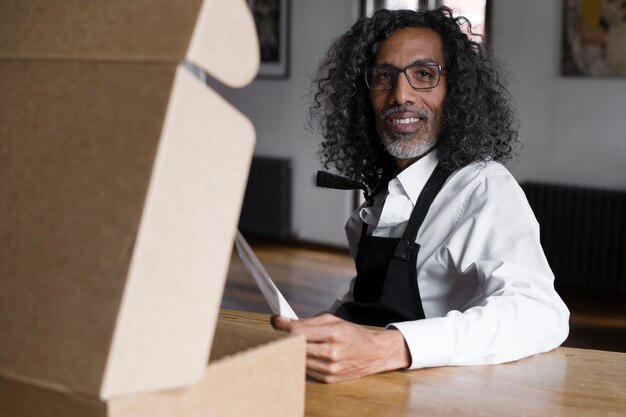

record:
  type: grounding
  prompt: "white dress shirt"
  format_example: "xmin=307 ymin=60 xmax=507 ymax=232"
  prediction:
xmin=337 ymin=150 xmax=570 ymax=369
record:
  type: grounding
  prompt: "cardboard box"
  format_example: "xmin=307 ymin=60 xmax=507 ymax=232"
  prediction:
xmin=0 ymin=0 xmax=306 ymax=415
xmin=0 ymin=317 xmax=306 ymax=417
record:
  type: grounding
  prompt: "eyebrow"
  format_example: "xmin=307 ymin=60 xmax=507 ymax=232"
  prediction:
xmin=409 ymin=58 xmax=440 ymax=66
xmin=376 ymin=57 xmax=442 ymax=67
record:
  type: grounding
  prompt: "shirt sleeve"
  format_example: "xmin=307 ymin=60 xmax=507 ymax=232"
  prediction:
xmin=389 ymin=171 xmax=570 ymax=369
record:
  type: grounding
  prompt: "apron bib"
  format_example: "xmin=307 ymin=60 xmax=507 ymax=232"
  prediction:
xmin=335 ymin=164 xmax=449 ymax=326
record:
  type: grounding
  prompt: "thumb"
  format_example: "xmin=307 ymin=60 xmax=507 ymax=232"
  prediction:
xmin=271 ymin=314 xmax=293 ymax=331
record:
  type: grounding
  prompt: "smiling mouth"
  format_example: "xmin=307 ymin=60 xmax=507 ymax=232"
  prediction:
xmin=387 ymin=114 xmax=426 ymax=134
xmin=391 ymin=116 xmax=423 ymax=125
xmin=379 ymin=106 xmax=431 ymax=137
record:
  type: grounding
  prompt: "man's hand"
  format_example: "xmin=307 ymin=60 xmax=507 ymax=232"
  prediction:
xmin=271 ymin=313 xmax=411 ymax=383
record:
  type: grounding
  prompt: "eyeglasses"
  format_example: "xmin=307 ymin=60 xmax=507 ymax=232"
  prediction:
xmin=365 ymin=63 xmax=446 ymax=91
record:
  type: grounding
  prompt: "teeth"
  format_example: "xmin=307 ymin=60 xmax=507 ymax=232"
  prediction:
xmin=392 ymin=117 xmax=420 ymax=124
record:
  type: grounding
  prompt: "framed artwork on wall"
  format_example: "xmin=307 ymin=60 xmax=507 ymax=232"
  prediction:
xmin=248 ymin=0 xmax=290 ymax=78
xmin=562 ymin=0 xmax=626 ymax=76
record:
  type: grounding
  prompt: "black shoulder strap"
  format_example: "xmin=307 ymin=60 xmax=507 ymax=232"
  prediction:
xmin=316 ymin=171 xmax=373 ymax=205
xmin=392 ymin=164 xmax=449 ymax=261
xmin=403 ymin=164 xmax=449 ymax=241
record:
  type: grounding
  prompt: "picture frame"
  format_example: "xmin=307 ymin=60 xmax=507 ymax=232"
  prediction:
xmin=561 ymin=0 xmax=626 ymax=77
xmin=248 ymin=0 xmax=290 ymax=78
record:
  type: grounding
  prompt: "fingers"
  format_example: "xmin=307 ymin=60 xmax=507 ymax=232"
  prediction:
xmin=307 ymin=339 xmax=340 ymax=361
xmin=274 ymin=313 xmax=407 ymax=383
xmin=298 ymin=313 xmax=341 ymax=326
xmin=273 ymin=315 xmax=396 ymax=383
xmin=305 ymin=356 xmax=371 ymax=384
xmin=271 ymin=312 xmax=337 ymax=330
xmin=306 ymin=358 xmax=342 ymax=384
xmin=270 ymin=314 xmax=293 ymax=331
xmin=306 ymin=367 xmax=337 ymax=384
xmin=273 ymin=313 xmax=344 ymax=342
xmin=297 ymin=324 xmax=343 ymax=343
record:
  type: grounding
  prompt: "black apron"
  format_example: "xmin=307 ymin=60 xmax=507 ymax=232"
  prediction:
xmin=332 ymin=164 xmax=449 ymax=327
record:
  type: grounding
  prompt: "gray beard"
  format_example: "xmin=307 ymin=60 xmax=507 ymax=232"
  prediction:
xmin=380 ymin=132 xmax=438 ymax=160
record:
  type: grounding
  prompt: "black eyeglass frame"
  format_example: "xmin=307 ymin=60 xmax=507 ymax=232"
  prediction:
xmin=365 ymin=63 xmax=447 ymax=91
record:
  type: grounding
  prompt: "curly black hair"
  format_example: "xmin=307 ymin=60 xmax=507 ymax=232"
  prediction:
xmin=311 ymin=7 xmax=520 ymax=192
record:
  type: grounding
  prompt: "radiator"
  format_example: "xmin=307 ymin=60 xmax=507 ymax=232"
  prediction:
xmin=238 ymin=156 xmax=292 ymax=239
xmin=522 ymin=182 xmax=626 ymax=295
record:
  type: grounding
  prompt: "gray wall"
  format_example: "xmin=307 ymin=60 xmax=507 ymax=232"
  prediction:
xmin=217 ymin=0 xmax=359 ymax=246
xmin=222 ymin=0 xmax=626 ymax=246
xmin=492 ymin=1 xmax=626 ymax=188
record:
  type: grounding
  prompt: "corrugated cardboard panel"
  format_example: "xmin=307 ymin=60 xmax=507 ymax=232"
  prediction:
xmin=0 ymin=0 xmax=202 ymax=61
xmin=209 ymin=319 xmax=286 ymax=362
xmin=186 ymin=0 xmax=259 ymax=87
xmin=0 ymin=375 xmax=106 ymax=417
xmin=108 ymin=321 xmax=306 ymax=417
xmin=0 ymin=0 xmax=262 ymax=401
xmin=100 ymin=66 xmax=255 ymax=399
xmin=0 ymin=62 xmax=256 ymax=398
xmin=0 ymin=59 xmax=176 ymax=394
xmin=0 ymin=319 xmax=306 ymax=417
xmin=0 ymin=0 xmax=259 ymax=87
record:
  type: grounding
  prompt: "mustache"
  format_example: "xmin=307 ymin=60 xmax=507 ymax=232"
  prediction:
xmin=380 ymin=105 xmax=431 ymax=119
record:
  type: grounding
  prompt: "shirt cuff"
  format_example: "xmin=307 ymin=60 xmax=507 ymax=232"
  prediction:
xmin=387 ymin=317 xmax=456 ymax=369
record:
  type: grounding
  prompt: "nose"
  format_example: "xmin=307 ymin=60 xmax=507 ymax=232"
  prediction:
xmin=390 ymin=71 xmax=416 ymax=105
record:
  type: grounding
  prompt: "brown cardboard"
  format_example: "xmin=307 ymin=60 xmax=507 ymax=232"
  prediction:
xmin=0 ymin=0 xmax=305 ymax=414
xmin=0 ymin=317 xmax=307 ymax=417
xmin=0 ymin=0 xmax=259 ymax=87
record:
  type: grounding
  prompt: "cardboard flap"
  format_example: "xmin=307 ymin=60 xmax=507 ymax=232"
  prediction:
xmin=99 ymin=66 xmax=255 ymax=399
xmin=0 ymin=0 xmax=259 ymax=86
xmin=0 ymin=318 xmax=306 ymax=417
xmin=108 ymin=320 xmax=306 ymax=417
xmin=0 ymin=59 xmax=176 ymax=395
xmin=0 ymin=0 xmax=259 ymax=400
xmin=0 ymin=61 xmax=255 ymax=399
xmin=187 ymin=0 xmax=259 ymax=87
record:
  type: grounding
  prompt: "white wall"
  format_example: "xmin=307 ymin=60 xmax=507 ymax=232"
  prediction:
xmin=222 ymin=0 xmax=626 ymax=246
xmin=215 ymin=0 xmax=359 ymax=246
xmin=492 ymin=1 xmax=626 ymax=189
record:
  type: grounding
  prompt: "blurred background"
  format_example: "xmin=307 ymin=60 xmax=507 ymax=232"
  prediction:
xmin=219 ymin=0 xmax=626 ymax=353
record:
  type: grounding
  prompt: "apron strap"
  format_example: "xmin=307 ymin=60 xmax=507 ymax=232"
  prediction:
xmin=394 ymin=164 xmax=450 ymax=261
xmin=316 ymin=171 xmax=372 ymax=204
xmin=316 ymin=170 xmax=374 ymax=238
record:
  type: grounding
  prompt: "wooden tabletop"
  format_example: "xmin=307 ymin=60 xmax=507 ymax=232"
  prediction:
xmin=219 ymin=310 xmax=626 ymax=417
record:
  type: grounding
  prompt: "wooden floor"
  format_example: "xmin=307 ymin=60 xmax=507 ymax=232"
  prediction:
xmin=222 ymin=239 xmax=354 ymax=317
xmin=221 ymin=239 xmax=626 ymax=353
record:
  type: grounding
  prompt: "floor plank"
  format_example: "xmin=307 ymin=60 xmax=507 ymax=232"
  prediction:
xmin=221 ymin=240 xmax=354 ymax=317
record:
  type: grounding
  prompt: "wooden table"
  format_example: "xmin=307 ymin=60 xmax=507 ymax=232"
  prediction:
xmin=220 ymin=310 xmax=626 ymax=417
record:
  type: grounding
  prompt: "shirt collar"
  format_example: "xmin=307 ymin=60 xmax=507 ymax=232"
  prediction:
xmin=394 ymin=150 xmax=439 ymax=206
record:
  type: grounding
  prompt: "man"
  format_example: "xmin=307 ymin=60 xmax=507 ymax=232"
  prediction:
xmin=272 ymin=7 xmax=569 ymax=383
